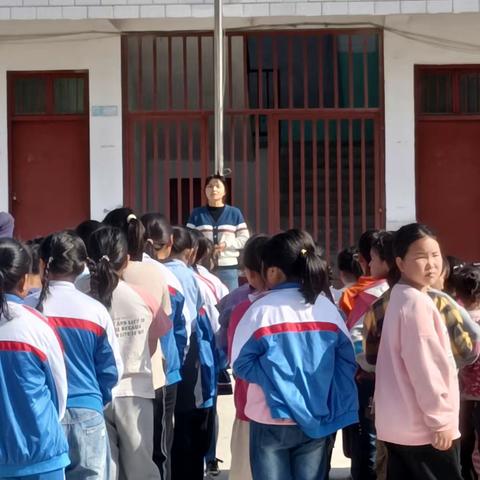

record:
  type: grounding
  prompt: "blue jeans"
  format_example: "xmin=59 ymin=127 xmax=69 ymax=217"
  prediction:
xmin=1 ymin=470 xmax=64 ymax=480
xmin=62 ymin=408 xmax=109 ymax=480
xmin=215 ymin=268 xmax=239 ymax=292
xmin=249 ymin=422 xmax=331 ymax=480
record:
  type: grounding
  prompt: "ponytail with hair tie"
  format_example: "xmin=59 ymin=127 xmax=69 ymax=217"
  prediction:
xmin=36 ymin=256 xmax=53 ymax=313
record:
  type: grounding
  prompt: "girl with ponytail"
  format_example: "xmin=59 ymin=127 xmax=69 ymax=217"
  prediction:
xmin=30 ymin=230 xmax=123 ymax=480
xmin=0 ymin=238 xmax=69 ymax=479
xmin=87 ymin=226 xmax=172 ymax=480
xmin=231 ymin=229 xmax=359 ymax=480
xmin=140 ymin=213 xmax=185 ymax=480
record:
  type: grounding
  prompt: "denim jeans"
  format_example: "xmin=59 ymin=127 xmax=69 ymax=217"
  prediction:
xmin=249 ymin=422 xmax=331 ymax=480
xmin=62 ymin=408 xmax=109 ymax=480
xmin=1 ymin=470 xmax=65 ymax=480
xmin=215 ymin=268 xmax=239 ymax=292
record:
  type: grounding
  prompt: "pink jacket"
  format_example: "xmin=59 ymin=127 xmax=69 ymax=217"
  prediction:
xmin=375 ymin=283 xmax=460 ymax=446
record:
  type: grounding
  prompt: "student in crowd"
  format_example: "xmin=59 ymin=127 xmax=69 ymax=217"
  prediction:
xmin=345 ymin=231 xmax=394 ymax=480
xmin=32 ymin=230 xmax=123 ymax=480
xmin=188 ymin=228 xmax=227 ymax=477
xmin=25 ymin=238 xmax=43 ymax=294
xmin=0 ymin=238 xmax=69 ymax=480
xmin=87 ymin=226 xmax=171 ymax=480
xmin=232 ymin=229 xmax=359 ymax=480
xmin=187 ymin=174 xmax=250 ymax=292
xmin=226 ymin=234 xmax=270 ymax=480
xmin=141 ymin=213 xmax=185 ymax=480
xmin=103 ymin=207 xmax=172 ymax=392
xmin=75 ymin=219 xmax=101 ymax=247
xmin=332 ymin=246 xmax=364 ymax=304
xmin=456 ymin=264 xmax=480 ymax=480
xmin=164 ymin=226 xmax=217 ymax=480
xmin=374 ymin=223 xmax=462 ymax=480
xmin=0 ymin=212 xmax=14 ymax=238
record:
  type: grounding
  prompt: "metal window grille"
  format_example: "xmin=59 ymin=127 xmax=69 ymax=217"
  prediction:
xmin=122 ymin=30 xmax=385 ymax=259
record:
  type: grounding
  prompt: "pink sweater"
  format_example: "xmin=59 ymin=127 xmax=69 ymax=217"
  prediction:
xmin=375 ymin=283 xmax=460 ymax=446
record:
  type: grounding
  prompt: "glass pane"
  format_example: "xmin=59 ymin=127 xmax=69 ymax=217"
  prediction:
xmin=54 ymin=78 xmax=85 ymax=114
xmin=421 ymin=72 xmax=453 ymax=114
xmin=14 ymin=77 xmax=47 ymax=115
xmin=460 ymin=72 xmax=480 ymax=114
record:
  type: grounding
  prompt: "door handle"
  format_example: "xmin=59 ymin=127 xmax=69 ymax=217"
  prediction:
xmin=12 ymin=193 xmax=17 ymax=201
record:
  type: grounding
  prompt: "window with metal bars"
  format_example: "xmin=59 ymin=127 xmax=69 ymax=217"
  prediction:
xmin=417 ymin=66 xmax=480 ymax=115
xmin=122 ymin=30 xmax=384 ymax=259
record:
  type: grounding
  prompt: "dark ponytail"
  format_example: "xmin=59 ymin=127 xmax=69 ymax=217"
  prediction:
xmin=37 ymin=230 xmax=87 ymax=312
xmin=87 ymin=226 xmax=128 ymax=309
xmin=262 ymin=229 xmax=330 ymax=305
xmin=371 ymin=231 xmax=400 ymax=287
xmin=170 ymin=226 xmax=194 ymax=256
xmin=141 ymin=213 xmax=172 ymax=259
xmin=0 ymin=238 xmax=31 ymax=320
xmin=104 ymin=207 xmax=145 ymax=261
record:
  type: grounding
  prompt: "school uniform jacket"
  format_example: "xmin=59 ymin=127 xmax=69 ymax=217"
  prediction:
xmin=231 ymin=284 xmax=359 ymax=439
xmin=27 ymin=281 xmax=123 ymax=414
xmin=143 ymin=253 xmax=183 ymax=386
xmin=165 ymin=259 xmax=217 ymax=409
xmin=0 ymin=299 xmax=70 ymax=477
xmin=187 ymin=205 xmax=250 ymax=267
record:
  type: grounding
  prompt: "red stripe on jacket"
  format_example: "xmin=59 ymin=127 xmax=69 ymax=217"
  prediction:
xmin=0 ymin=340 xmax=47 ymax=362
xmin=48 ymin=316 xmax=105 ymax=336
xmin=254 ymin=321 xmax=339 ymax=340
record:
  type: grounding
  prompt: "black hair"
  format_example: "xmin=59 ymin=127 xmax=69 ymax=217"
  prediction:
xmin=205 ymin=174 xmax=228 ymax=193
xmin=188 ymin=229 xmax=214 ymax=269
xmin=445 ymin=255 xmax=465 ymax=295
xmin=454 ymin=264 xmax=480 ymax=307
xmin=243 ymin=234 xmax=270 ymax=273
xmin=87 ymin=226 xmax=128 ymax=309
xmin=393 ymin=223 xmax=436 ymax=260
xmin=141 ymin=213 xmax=172 ymax=260
xmin=25 ymin=237 xmax=43 ymax=275
xmin=337 ymin=247 xmax=363 ymax=279
xmin=358 ymin=229 xmax=380 ymax=264
xmin=261 ymin=229 xmax=331 ymax=305
xmin=0 ymin=238 xmax=31 ymax=320
xmin=103 ymin=207 xmax=145 ymax=261
xmin=170 ymin=226 xmax=194 ymax=256
xmin=371 ymin=231 xmax=399 ymax=286
xmin=37 ymin=230 xmax=87 ymax=312
xmin=76 ymin=220 xmax=102 ymax=247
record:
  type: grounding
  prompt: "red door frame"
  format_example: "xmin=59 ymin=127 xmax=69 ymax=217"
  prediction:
xmin=7 ymin=70 xmax=90 ymax=221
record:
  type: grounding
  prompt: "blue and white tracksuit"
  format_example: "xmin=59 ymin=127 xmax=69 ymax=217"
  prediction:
xmin=0 ymin=298 xmax=69 ymax=478
xmin=164 ymin=259 xmax=217 ymax=409
xmin=27 ymin=281 xmax=123 ymax=412
xmin=232 ymin=283 xmax=359 ymax=439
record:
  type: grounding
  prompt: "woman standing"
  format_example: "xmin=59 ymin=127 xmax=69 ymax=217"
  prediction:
xmin=187 ymin=174 xmax=249 ymax=292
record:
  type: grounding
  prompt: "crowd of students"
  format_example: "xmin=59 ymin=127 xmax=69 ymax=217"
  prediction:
xmin=0 ymin=179 xmax=480 ymax=480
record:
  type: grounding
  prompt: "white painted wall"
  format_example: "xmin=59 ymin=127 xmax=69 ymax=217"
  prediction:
xmin=383 ymin=13 xmax=480 ymax=230
xmin=0 ymin=29 xmax=123 ymax=220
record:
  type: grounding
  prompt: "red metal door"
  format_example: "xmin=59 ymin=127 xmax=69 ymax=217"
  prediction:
xmin=416 ymin=120 xmax=480 ymax=261
xmin=416 ymin=66 xmax=480 ymax=261
xmin=8 ymin=72 xmax=90 ymax=240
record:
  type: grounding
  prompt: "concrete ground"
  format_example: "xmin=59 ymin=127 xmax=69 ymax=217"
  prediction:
xmin=208 ymin=393 xmax=351 ymax=480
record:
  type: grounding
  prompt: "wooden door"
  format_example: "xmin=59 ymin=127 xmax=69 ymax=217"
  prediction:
xmin=8 ymin=71 xmax=90 ymax=240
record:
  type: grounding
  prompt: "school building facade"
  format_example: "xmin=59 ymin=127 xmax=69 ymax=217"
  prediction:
xmin=0 ymin=5 xmax=478 ymax=260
